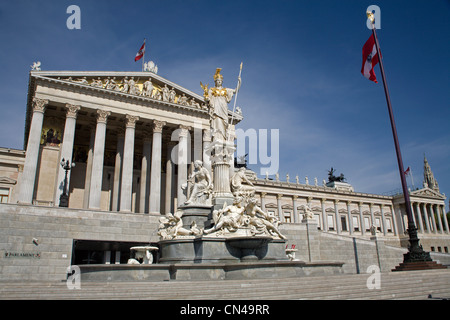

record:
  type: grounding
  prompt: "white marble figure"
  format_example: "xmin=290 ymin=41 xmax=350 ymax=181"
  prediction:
xmin=302 ymin=203 xmax=314 ymax=220
xmin=231 ymin=167 xmax=256 ymax=197
xmin=162 ymin=85 xmax=170 ymax=102
xmin=144 ymin=61 xmax=158 ymax=74
xmin=105 ymin=77 xmax=118 ymax=90
xmin=142 ymin=78 xmax=153 ymax=97
xmin=158 ymin=210 xmax=202 ymax=240
xmin=31 ymin=61 xmax=41 ymax=71
xmin=75 ymin=77 xmax=89 ymax=85
xmin=204 ymin=197 xmax=245 ymax=235
xmin=190 ymin=98 xmax=200 ymax=108
xmin=245 ymin=197 xmax=286 ymax=239
xmin=184 ymin=160 xmax=212 ymax=205
xmin=121 ymin=77 xmax=129 ymax=93
xmin=202 ymin=68 xmax=241 ymax=143
xmin=169 ymin=87 xmax=176 ymax=102
xmin=203 ymin=196 xmax=286 ymax=240
xmin=128 ymin=77 xmax=137 ymax=95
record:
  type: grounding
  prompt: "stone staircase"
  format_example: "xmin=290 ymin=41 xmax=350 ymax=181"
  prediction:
xmin=1 ymin=269 xmax=449 ymax=300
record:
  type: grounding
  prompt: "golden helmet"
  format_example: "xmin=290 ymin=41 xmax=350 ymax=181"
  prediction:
xmin=213 ymin=68 xmax=223 ymax=81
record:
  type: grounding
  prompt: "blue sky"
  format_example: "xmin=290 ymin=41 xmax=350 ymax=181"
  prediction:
xmin=0 ymin=0 xmax=449 ymax=207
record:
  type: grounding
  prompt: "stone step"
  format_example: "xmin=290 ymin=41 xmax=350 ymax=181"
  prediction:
xmin=1 ymin=269 xmax=449 ymax=300
xmin=392 ymin=261 xmax=447 ymax=271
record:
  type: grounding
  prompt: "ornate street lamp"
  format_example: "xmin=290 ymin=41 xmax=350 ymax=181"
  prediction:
xmin=59 ymin=158 xmax=75 ymax=207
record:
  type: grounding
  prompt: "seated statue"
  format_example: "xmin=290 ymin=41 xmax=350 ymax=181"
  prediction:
xmin=245 ymin=197 xmax=286 ymax=239
xmin=204 ymin=197 xmax=245 ymax=235
xmin=157 ymin=210 xmax=202 ymax=240
xmin=231 ymin=167 xmax=256 ymax=197
xmin=184 ymin=160 xmax=212 ymax=205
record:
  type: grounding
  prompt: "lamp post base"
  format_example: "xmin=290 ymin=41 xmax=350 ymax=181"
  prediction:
xmin=392 ymin=226 xmax=446 ymax=271
xmin=59 ymin=194 xmax=69 ymax=207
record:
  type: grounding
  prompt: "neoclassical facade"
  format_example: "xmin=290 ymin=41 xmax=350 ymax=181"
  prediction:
xmin=1 ymin=69 xmax=449 ymax=257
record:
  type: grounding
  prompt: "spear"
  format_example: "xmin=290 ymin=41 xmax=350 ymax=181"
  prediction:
xmin=228 ymin=62 xmax=243 ymax=142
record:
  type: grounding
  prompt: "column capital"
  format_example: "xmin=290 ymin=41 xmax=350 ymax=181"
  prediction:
xmin=65 ymin=104 xmax=81 ymax=119
xmin=334 ymin=199 xmax=340 ymax=204
xmin=276 ymin=194 xmax=283 ymax=200
xmin=179 ymin=124 xmax=192 ymax=136
xmin=347 ymin=200 xmax=352 ymax=206
xmin=96 ymin=110 xmax=111 ymax=124
xmin=32 ymin=97 xmax=48 ymax=113
xmin=292 ymin=195 xmax=298 ymax=200
xmin=261 ymin=192 xmax=267 ymax=198
xmin=153 ymin=120 xmax=166 ymax=133
xmin=125 ymin=114 xmax=139 ymax=128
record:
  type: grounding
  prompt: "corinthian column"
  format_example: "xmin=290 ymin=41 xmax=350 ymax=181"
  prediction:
xmin=88 ymin=110 xmax=110 ymax=210
xmin=120 ymin=114 xmax=139 ymax=212
xmin=18 ymin=98 xmax=48 ymax=204
xmin=139 ymin=134 xmax=152 ymax=213
xmin=149 ymin=120 xmax=166 ymax=214
xmin=54 ymin=104 xmax=80 ymax=206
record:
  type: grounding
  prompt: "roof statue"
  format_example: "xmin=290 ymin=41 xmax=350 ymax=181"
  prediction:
xmin=423 ymin=155 xmax=440 ymax=193
xmin=327 ymin=167 xmax=346 ymax=183
xmin=31 ymin=61 xmax=41 ymax=71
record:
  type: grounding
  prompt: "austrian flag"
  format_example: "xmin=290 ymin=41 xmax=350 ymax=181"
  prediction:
xmin=361 ymin=34 xmax=379 ymax=83
xmin=134 ymin=40 xmax=145 ymax=62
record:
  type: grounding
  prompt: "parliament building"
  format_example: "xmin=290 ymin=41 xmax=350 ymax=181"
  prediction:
xmin=0 ymin=67 xmax=449 ymax=281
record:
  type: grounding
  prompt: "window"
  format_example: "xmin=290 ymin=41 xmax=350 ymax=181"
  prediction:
xmin=0 ymin=188 xmax=9 ymax=203
xmin=284 ymin=211 xmax=292 ymax=223
xmin=375 ymin=218 xmax=382 ymax=232
xmin=341 ymin=216 xmax=347 ymax=232
xmin=352 ymin=216 xmax=359 ymax=232
xmin=364 ymin=217 xmax=371 ymax=231
xmin=386 ymin=218 xmax=393 ymax=233
xmin=327 ymin=215 xmax=334 ymax=231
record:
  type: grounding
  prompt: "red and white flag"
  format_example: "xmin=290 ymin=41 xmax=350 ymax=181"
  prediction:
xmin=134 ymin=40 xmax=146 ymax=62
xmin=404 ymin=167 xmax=410 ymax=175
xmin=361 ymin=34 xmax=379 ymax=83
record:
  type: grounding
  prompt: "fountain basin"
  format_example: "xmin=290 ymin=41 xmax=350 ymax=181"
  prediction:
xmin=158 ymin=236 xmax=287 ymax=264
xmin=226 ymin=236 xmax=273 ymax=261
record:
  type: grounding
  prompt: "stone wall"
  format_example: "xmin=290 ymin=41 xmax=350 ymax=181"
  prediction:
xmin=1 ymin=204 xmax=449 ymax=282
xmin=0 ymin=203 xmax=160 ymax=281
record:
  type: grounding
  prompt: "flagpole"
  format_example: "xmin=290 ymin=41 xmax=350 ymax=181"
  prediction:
xmin=367 ymin=12 xmax=431 ymax=265
xmin=142 ymin=38 xmax=146 ymax=72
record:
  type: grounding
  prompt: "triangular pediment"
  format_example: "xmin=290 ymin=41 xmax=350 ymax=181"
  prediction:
xmin=29 ymin=70 xmax=243 ymax=122
xmin=410 ymin=187 xmax=445 ymax=200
